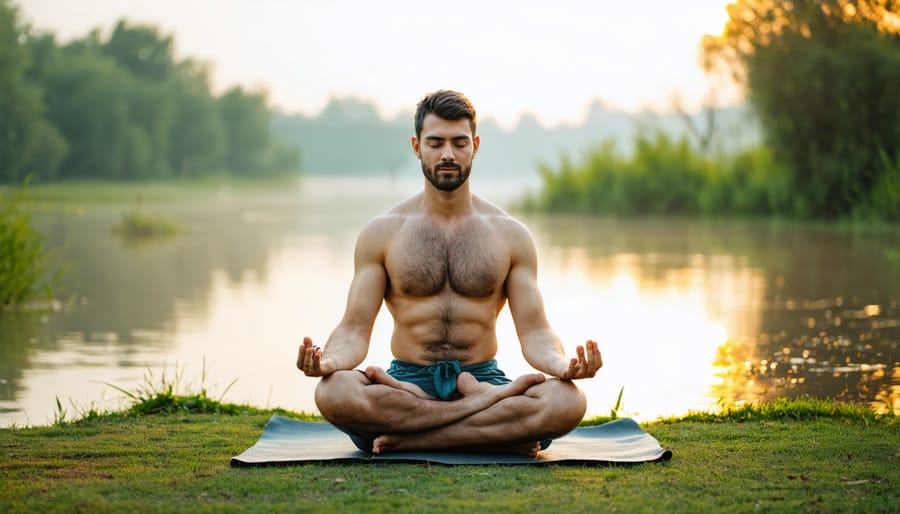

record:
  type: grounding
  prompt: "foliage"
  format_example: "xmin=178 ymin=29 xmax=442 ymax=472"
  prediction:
xmin=532 ymin=1 xmax=900 ymax=220
xmin=654 ymin=395 xmax=895 ymax=426
xmin=0 ymin=0 xmax=67 ymax=182
xmin=100 ymin=364 xmax=249 ymax=418
xmin=702 ymin=0 xmax=900 ymax=220
xmin=0 ymin=2 xmax=299 ymax=183
xmin=69 ymin=363 xmax=312 ymax=421
xmin=526 ymin=132 xmax=780 ymax=217
xmin=0 ymin=182 xmax=60 ymax=307
xmin=110 ymin=200 xmax=180 ymax=240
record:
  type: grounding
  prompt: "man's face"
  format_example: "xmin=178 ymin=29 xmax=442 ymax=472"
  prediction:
xmin=413 ymin=114 xmax=479 ymax=192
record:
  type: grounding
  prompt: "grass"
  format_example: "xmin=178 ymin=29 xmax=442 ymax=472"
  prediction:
xmin=1 ymin=387 xmax=896 ymax=513
xmin=0 ymin=181 xmax=64 ymax=308
xmin=111 ymin=209 xmax=180 ymax=240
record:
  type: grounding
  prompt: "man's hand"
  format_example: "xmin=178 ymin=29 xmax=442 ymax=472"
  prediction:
xmin=296 ymin=337 xmax=335 ymax=377
xmin=558 ymin=339 xmax=602 ymax=379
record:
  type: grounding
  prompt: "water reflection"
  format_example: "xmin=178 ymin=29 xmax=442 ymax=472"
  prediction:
xmin=527 ymin=216 xmax=899 ymax=416
xmin=0 ymin=177 xmax=897 ymax=425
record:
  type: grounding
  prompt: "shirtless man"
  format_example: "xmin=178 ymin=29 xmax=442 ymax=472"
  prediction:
xmin=297 ymin=90 xmax=602 ymax=456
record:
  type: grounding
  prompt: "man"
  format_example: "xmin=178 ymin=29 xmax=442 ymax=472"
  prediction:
xmin=297 ymin=90 xmax=601 ymax=456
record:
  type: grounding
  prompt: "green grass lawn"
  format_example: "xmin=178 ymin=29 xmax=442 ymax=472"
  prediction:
xmin=1 ymin=398 xmax=896 ymax=514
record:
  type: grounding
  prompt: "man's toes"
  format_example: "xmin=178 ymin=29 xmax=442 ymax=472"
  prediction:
xmin=457 ymin=372 xmax=490 ymax=396
xmin=364 ymin=366 xmax=391 ymax=383
xmin=511 ymin=373 xmax=546 ymax=390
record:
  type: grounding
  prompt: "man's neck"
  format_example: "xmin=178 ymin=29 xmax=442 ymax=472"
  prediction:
xmin=420 ymin=179 xmax=474 ymax=219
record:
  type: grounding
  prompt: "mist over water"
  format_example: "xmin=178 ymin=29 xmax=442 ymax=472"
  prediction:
xmin=1 ymin=175 xmax=896 ymax=426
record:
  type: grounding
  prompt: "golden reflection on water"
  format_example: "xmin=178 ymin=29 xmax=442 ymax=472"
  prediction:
xmin=509 ymin=245 xmax=761 ymax=420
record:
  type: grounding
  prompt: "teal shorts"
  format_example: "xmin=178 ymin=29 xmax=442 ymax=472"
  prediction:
xmin=386 ymin=359 xmax=511 ymax=400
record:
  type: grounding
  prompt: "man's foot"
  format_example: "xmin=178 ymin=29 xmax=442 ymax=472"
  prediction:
xmin=364 ymin=366 xmax=433 ymax=399
xmin=481 ymin=373 xmax=546 ymax=403
xmin=456 ymin=372 xmax=491 ymax=396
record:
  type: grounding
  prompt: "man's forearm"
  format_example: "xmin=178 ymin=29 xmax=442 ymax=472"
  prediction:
xmin=322 ymin=330 xmax=369 ymax=371
xmin=521 ymin=332 xmax=568 ymax=377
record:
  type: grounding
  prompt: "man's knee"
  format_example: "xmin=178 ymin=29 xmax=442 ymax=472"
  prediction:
xmin=314 ymin=370 xmax=369 ymax=425
xmin=535 ymin=379 xmax=586 ymax=434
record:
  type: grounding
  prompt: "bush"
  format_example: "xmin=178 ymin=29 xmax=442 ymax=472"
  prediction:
xmin=862 ymin=150 xmax=900 ymax=222
xmin=530 ymin=132 xmax=777 ymax=217
xmin=0 ymin=183 xmax=60 ymax=307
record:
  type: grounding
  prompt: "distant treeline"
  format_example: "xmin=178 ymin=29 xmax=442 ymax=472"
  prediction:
xmin=0 ymin=0 xmax=298 ymax=183
xmin=530 ymin=0 xmax=900 ymax=221
xmin=274 ymin=97 xmax=758 ymax=179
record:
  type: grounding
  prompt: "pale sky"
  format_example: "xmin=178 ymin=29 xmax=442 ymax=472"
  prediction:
xmin=17 ymin=0 xmax=739 ymax=128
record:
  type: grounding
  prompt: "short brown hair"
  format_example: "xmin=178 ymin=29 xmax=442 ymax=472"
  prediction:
xmin=414 ymin=90 xmax=477 ymax=138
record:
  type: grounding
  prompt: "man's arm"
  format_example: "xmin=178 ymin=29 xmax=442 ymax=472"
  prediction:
xmin=504 ymin=221 xmax=602 ymax=379
xmin=298 ymin=218 xmax=390 ymax=376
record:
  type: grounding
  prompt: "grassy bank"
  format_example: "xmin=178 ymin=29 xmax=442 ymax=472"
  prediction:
xmin=1 ymin=397 xmax=896 ymax=513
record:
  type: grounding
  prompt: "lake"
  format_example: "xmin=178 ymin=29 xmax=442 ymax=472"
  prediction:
xmin=1 ymin=175 xmax=897 ymax=426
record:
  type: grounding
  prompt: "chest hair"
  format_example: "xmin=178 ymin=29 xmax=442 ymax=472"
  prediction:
xmin=389 ymin=218 xmax=505 ymax=298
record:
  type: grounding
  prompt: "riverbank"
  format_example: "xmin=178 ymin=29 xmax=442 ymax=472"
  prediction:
xmin=1 ymin=397 xmax=895 ymax=513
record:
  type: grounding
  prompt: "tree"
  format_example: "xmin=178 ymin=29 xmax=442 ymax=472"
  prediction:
xmin=102 ymin=20 xmax=175 ymax=82
xmin=0 ymin=0 xmax=66 ymax=182
xmin=2 ymin=8 xmax=297 ymax=182
xmin=218 ymin=87 xmax=274 ymax=175
xmin=168 ymin=60 xmax=225 ymax=176
xmin=702 ymin=0 xmax=900 ymax=218
xmin=40 ymin=48 xmax=151 ymax=179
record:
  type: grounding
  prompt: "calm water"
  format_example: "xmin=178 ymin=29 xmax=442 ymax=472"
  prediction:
xmin=1 ymin=176 xmax=898 ymax=426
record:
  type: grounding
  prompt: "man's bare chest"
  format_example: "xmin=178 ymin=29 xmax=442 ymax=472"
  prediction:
xmin=385 ymin=219 xmax=508 ymax=298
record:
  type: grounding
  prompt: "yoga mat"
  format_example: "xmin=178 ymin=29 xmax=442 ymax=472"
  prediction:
xmin=231 ymin=416 xmax=673 ymax=466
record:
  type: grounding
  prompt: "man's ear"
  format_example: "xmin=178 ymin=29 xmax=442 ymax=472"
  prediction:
xmin=411 ymin=136 xmax=421 ymax=159
xmin=473 ymin=134 xmax=480 ymax=156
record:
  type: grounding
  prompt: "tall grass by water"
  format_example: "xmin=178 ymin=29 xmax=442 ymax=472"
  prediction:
xmin=0 ymin=183 xmax=62 ymax=308
xmin=525 ymin=131 xmax=900 ymax=222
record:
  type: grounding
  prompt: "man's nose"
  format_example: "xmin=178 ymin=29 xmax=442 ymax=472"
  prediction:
xmin=440 ymin=143 xmax=455 ymax=161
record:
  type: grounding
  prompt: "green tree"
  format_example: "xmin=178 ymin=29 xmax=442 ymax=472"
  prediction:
xmin=0 ymin=0 xmax=66 ymax=182
xmin=168 ymin=61 xmax=225 ymax=176
xmin=39 ymin=47 xmax=151 ymax=179
xmin=102 ymin=20 xmax=175 ymax=81
xmin=703 ymin=0 xmax=900 ymax=219
xmin=4 ymin=7 xmax=297 ymax=182
xmin=218 ymin=87 xmax=274 ymax=175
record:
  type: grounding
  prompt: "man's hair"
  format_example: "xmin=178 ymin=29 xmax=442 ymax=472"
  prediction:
xmin=414 ymin=90 xmax=477 ymax=138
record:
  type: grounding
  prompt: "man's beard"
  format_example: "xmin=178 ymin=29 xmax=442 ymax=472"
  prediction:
xmin=423 ymin=161 xmax=472 ymax=192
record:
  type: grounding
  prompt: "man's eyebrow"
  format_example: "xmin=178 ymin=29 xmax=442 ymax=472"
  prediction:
xmin=424 ymin=134 xmax=470 ymax=141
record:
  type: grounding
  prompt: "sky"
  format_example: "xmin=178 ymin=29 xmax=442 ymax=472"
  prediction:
xmin=17 ymin=0 xmax=740 ymax=129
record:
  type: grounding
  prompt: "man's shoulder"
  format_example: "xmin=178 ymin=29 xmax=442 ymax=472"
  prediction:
xmin=473 ymin=196 xmax=531 ymax=237
xmin=358 ymin=196 xmax=421 ymax=240
xmin=359 ymin=213 xmax=405 ymax=238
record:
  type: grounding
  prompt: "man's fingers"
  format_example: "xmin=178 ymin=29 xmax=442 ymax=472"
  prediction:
xmin=298 ymin=340 xmax=322 ymax=375
xmin=297 ymin=337 xmax=315 ymax=369
xmin=311 ymin=348 xmax=322 ymax=373
xmin=583 ymin=340 xmax=601 ymax=372
xmin=590 ymin=341 xmax=603 ymax=370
